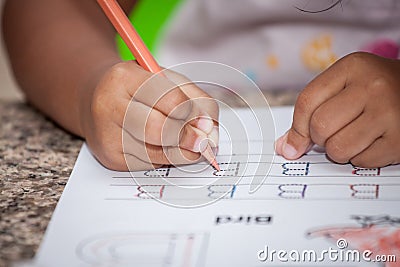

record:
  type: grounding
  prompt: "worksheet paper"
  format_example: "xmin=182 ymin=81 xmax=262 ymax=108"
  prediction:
xmin=35 ymin=106 xmax=400 ymax=267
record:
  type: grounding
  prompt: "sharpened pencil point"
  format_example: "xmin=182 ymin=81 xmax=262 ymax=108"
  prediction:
xmin=202 ymin=144 xmax=220 ymax=171
xmin=211 ymin=159 xmax=221 ymax=171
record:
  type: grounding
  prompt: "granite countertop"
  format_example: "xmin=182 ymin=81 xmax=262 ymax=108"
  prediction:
xmin=0 ymin=90 xmax=298 ymax=267
xmin=0 ymin=101 xmax=82 ymax=267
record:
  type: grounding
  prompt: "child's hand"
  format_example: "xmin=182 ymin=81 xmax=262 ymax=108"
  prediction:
xmin=276 ymin=52 xmax=400 ymax=167
xmin=79 ymin=61 xmax=219 ymax=171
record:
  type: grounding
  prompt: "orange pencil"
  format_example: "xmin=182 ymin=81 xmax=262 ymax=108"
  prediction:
xmin=97 ymin=0 xmax=220 ymax=171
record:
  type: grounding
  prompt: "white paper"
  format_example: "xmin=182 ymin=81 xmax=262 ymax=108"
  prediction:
xmin=34 ymin=107 xmax=400 ymax=267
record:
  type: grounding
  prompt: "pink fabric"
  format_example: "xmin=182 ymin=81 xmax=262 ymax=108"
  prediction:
xmin=361 ymin=39 xmax=399 ymax=59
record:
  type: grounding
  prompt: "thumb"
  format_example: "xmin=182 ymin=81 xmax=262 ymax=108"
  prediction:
xmin=275 ymin=129 xmax=313 ymax=160
xmin=275 ymin=130 xmax=312 ymax=159
xmin=275 ymin=54 xmax=350 ymax=159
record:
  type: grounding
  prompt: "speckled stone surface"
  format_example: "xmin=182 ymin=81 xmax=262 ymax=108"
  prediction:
xmin=0 ymin=100 xmax=82 ymax=267
xmin=0 ymin=91 xmax=297 ymax=267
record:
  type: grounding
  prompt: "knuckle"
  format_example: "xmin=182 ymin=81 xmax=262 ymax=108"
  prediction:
xmin=367 ymin=76 xmax=393 ymax=97
xmin=310 ymin=112 xmax=329 ymax=145
xmin=97 ymin=149 xmax=126 ymax=171
xmin=102 ymin=157 xmax=126 ymax=171
xmin=325 ymin=138 xmax=349 ymax=163
xmin=108 ymin=62 xmax=149 ymax=95
xmin=338 ymin=52 xmax=371 ymax=73
xmin=171 ymin=97 xmax=193 ymax=119
xmin=342 ymin=51 xmax=370 ymax=65
xmin=144 ymin=116 xmax=162 ymax=144
xmin=168 ymin=88 xmax=189 ymax=106
xmin=164 ymin=69 xmax=191 ymax=84
xmin=295 ymin=90 xmax=313 ymax=115
xmin=108 ymin=62 xmax=131 ymax=79
xmin=158 ymin=88 xmax=191 ymax=119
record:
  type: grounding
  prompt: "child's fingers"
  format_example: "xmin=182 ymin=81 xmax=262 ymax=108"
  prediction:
xmin=277 ymin=56 xmax=349 ymax=159
xmin=133 ymin=70 xmax=219 ymax=149
xmin=185 ymin=96 xmax=219 ymax=128
xmin=181 ymin=83 xmax=219 ymax=126
xmin=179 ymin=124 xmax=209 ymax=152
xmin=124 ymin=153 xmax=163 ymax=171
xmin=166 ymin=71 xmax=219 ymax=124
xmin=349 ymin=137 xmax=397 ymax=168
xmin=105 ymin=62 xmax=190 ymax=121
xmin=124 ymin=101 xmax=217 ymax=152
xmin=324 ymin=112 xmax=385 ymax=164
xmin=123 ymin=128 xmax=201 ymax=166
xmin=124 ymin=101 xmax=184 ymax=146
xmin=310 ymin=85 xmax=366 ymax=146
xmin=133 ymin=73 xmax=193 ymax=121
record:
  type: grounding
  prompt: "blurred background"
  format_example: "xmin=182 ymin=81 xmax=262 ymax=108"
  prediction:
xmin=0 ymin=0 xmax=297 ymax=105
xmin=0 ymin=0 xmax=23 ymax=101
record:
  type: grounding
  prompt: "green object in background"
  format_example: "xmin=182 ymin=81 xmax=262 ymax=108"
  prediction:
xmin=116 ymin=0 xmax=183 ymax=61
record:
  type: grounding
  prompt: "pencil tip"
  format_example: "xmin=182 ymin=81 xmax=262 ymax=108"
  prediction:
xmin=202 ymin=144 xmax=220 ymax=171
xmin=211 ymin=160 xmax=221 ymax=171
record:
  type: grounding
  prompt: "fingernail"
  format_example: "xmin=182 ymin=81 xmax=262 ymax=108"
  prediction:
xmin=208 ymin=126 xmax=219 ymax=147
xmin=196 ymin=114 xmax=213 ymax=134
xmin=282 ymin=141 xmax=298 ymax=159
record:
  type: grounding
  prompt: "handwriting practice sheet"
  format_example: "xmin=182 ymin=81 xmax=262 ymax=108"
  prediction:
xmin=35 ymin=107 xmax=400 ymax=267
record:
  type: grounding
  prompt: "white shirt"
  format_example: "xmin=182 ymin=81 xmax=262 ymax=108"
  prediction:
xmin=156 ymin=0 xmax=400 ymax=91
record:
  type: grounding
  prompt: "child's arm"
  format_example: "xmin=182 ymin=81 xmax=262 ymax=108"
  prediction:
xmin=3 ymin=0 xmax=218 ymax=170
xmin=3 ymin=0 xmax=133 ymax=136
xmin=276 ymin=52 xmax=400 ymax=168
